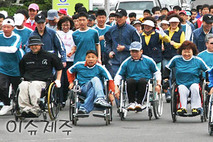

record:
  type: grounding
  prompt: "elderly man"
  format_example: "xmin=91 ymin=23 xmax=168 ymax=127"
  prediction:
xmin=198 ymin=33 xmax=213 ymax=68
xmin=114 ymin=42 xmax=161 ymax=110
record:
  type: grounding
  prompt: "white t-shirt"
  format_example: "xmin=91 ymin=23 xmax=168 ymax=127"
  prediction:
xmin=57 ymin=30 xmax=75 ymax=62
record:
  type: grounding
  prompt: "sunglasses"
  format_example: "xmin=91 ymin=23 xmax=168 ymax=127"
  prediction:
xmin=210 ymin=42 xmax=213 ymax=44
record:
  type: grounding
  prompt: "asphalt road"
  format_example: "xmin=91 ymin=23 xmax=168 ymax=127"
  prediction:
xmin=0 ymin=97 xmax=212 ymax=142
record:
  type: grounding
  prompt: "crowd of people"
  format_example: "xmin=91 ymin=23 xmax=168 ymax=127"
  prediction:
xmin=0 ymin=2 xmax=212 ymax=118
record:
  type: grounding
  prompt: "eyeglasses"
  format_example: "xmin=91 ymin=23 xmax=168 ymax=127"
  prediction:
xmin=210 ymin=42 xmax=213 ymax=44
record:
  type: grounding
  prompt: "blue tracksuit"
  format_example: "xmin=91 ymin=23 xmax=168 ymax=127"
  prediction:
xmin=26 ymin=27 xmax=66 ymax=62
xmin=193 ymin=26 xmax=213 ymax=52
xmin=0 ymin=32 xmax=22 ymax=76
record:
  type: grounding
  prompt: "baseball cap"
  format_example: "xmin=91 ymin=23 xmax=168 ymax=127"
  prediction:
xmin=58 ymin=9 xmax=67 ymax=15
xmin=179 ymin=10 xmax=186 ymax=15
xmin=2 ymin=18 xmax=15 ymax=26
xmin=129 ymin=41 xmax=142 ymax=51
xmin=14 ymin=13 xmax=25 ymax=26
xmin=186 ymin=11 xmax=191 ymax=16
xmin=47 ymin=9 xmax=59 ymax=20
xmin=203 ymin=14 xmax=213 ymax=24
xmin=115 ymin=8 xmax=127 ymax=17
xmin=169 ymin=17 xmax=180 ymax=23
xmin=28 ymin=35 xmax=44 ymax=46
xmin=86 ymin=50 xmax=98 ymax=57
xmin=88 ymin=14 xmax=96 ymax=21
xmin=28 ymin=3 xmax=39 ymax=11
xmin=35 ymin=14 xmax=46 ymax=23
xmin=142 ymin=20 xmax=155 ymax=27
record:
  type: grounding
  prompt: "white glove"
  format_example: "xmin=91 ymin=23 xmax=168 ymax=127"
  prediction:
xmin=156 ymin=26 xmax=166 ymax=37
xmin=55 ymin=80 xmax=61 ymax=88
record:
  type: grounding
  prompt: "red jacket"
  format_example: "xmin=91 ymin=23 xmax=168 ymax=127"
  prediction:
xmin=24 ymin=19 xmax=36 ymax=31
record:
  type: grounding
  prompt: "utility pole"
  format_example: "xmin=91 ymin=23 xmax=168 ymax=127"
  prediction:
xmin=104 ymin=0 xmax=110 ymax=16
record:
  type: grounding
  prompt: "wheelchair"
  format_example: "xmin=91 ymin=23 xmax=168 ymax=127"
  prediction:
xmin=118 ymin=79 xmax=163 ymax=120
xmin=208 ymin=93 xmax=213 ymax=135
xmin=68 ymin=80 xmax=112 ymax=126
xmin=12 ymin=80 xmax=60 ymax=121
xmin=170 ymin=80 xmax=208 ymax=123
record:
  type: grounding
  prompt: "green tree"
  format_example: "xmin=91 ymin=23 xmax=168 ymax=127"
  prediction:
xmin=0 ymin=0 xmax=52 ymax=16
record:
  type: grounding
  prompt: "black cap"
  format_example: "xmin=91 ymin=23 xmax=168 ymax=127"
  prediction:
xmin=28 ymin=35 xmax=44 ymax=46
xmin=35 ymin=14 xmax=46 ymax=23
xmin=203 ymin=14 xmax=213 ymax=24
xmin=88 ymin=14 xmax=96 ymax=21
xmin=115 ymin=8 xmax=127 ymax=17
xmin=86 ymin=50 xmax=98 ymax=57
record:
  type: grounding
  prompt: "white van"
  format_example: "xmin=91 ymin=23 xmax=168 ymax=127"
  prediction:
xmin=115 ymin=0 xmax=162 ymax=18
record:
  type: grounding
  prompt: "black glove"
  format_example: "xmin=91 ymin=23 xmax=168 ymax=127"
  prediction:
xmin=162 ymin=80 xmax=169 ymax=90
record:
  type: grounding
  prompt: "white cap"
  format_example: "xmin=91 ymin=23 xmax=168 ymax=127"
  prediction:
xmin=0 ymin=10 xmax=8 ymax=18
xmin=169 ymin=17 xmax=180 ymax=23
xmin=142 ymin=20 xmax=155 ymax=27
xmin=160 ymin=20 xmax=169 ymax=25
xmin=2 ymin=19 xmax=15 ymax=26
xmin=14 ymin=13 xmax=25 ymax=26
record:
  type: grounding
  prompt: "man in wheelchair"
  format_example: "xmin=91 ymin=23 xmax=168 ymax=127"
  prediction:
xmin=67 ymin=50 xmax=115 ymax=114
xmin=164 ymin=41 xmax=209 ymax=116
xmin=18 ymin=35 xmax=63 ymax=117
xmin=114 ymin=41 xmax=161 ymax=111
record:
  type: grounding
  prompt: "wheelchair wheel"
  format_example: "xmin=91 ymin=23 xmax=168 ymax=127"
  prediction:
xmin=201 ymin=80 xmax=208 ymax=122
xmin=208 ymin=95 xmax=213 ymax=136
xmin=47 ymin=82 xmax=60 ymax=120
xmin=13 ymin=88 xmax=21 ymax=121
xmin=119 ymin=80 xmax=127 ymax=120
xmin=171 ymin=83 xmax=177 ymax=123
xmin=148 ymin=108 xmax=152 ymax=120
xmin=153 ymin=92 xmax=163 ymax=119
xmin=43 ymin=112 xmax=47 ymax=120
xmin=105 ymin=108 xmax=111 ymax=126
xmin=69 ymin=91 xmax=75 ymax=121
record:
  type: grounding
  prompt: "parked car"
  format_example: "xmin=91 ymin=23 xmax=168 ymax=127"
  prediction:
xmin=160 ymin=0 xmax=196 ymax=11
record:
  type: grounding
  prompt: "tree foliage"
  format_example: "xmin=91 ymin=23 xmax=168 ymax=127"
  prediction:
xmin=0 ymin=0 xmax=52 ymax=16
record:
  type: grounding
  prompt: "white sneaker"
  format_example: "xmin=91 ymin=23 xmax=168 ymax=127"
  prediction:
xmin=0 ymin=105 xmax=12 ymax=115
xmin=135 ymin=103 xmax=143 ymax=110
xmin=127 ymin=103 xmax=136 ymax=110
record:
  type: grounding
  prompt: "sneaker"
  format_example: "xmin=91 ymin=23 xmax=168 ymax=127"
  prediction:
xmin=127 ymin=103 xmax=136 ymax=111
xmin=94 ymin=98 xmax=111 ymax=108
xmin=0 ymin=105 xmax=12 ymax=115
xmin=135 ymin=103 xmax=143 ymax=111
xmin=28 ymin=111 xmax=39 ymax=117
xmin=192 ymin=108 xmax=200 ymax=115
xmin=177 ymin=108 xmax=187 ymax=115
xmin=78 ymin=107 xmax=87 ymax=114
xmin=166 ymin=96 xmax=171 ymax=103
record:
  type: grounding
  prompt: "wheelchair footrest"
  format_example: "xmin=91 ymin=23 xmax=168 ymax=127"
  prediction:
xmin=93 ymin=113 xmax=107 ymax=118
xmin=177 ymin=113 xmax=200 ymax=117
xmin=75 ymin=114 xmax=89 ymax=118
